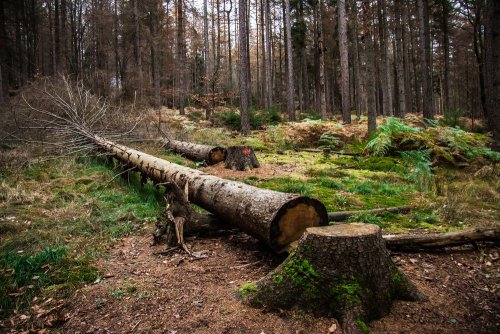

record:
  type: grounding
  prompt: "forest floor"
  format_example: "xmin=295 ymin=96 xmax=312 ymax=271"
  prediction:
xmin=0 ymin=108 xmax=499 ymax=333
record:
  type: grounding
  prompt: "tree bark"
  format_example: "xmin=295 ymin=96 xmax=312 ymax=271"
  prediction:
xmin=317 ymin=1 xmax=327 ymax=121
xmin=239 ymin=0 xmax=250 ymax=134
xmin=484 ymin=0 xmax=500 ymax=150
xmin=417 ymin=0 xmax=433 ymax=119
xmin=204 ymin=0 xmax=212 ymax=118
xmin=161 ymin=138 xmax=226 ymax=165
xmin=395 ymin=1 xmax=406 ymax=117
xmin=224 ymin=146 xmax=260 ymax=170
xmin=284 ymin=0 xmax=295 ymax=121
xmin=95 ymin=136 xmax=328 ymax=251
xmin=241 ymin=223 xmax=425 ymax=333
xmin=177 ymin=0 xmax=186 ymax=115
xmin=338 ymin=0 xmax=351 ymax=123
xmin=264 ymin=0 xmax=273 ymax=108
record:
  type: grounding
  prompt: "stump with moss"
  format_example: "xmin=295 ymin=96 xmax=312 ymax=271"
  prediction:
xmin=240 ymin=223 xmax=426 ymax=334
xmin=224 ymin=146 xmax=260 ymax=171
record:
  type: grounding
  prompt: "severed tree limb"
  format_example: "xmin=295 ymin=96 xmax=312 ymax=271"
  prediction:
xmin=159 ymin=138 xmax=226 ymax=165
xmin=384 ymin=227 xmax=500 ymax=251
xmin=153 ymin=181 xmax=196 ymax=254
xmin=328 ymin=206 xmax=411 ymax=222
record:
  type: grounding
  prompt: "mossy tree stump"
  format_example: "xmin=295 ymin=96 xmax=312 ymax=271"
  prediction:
xmin=240 ymin=223 xmax=426 ymax=334
xmin=224 ymin=146 xmax=260 ymax=171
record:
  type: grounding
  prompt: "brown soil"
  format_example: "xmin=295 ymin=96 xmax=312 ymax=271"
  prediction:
xmin=45 ymin=227 xmax=498 ymax=334
xmin=199 ymin=161 xmax=293 ymax=180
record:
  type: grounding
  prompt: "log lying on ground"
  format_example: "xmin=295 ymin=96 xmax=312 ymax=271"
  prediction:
xmin=95 ymin=135 xmax=328 ymax=252
xmin=328 ymin=206 xmax=411 ymax=222
xmin=160 ymin=138 xmax=226 ymax=165
xmin=224 ymin=146 xmax=260 ymax=171
xmin=241 ymin=223 xmax=426 ymax=333
xmin=384 ymin=227 xmax=500 ymax=251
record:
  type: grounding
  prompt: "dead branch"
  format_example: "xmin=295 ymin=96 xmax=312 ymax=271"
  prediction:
xmin=384 ymin=227 xmax=500 ymax=250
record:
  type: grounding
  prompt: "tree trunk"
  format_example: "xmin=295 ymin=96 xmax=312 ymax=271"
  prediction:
xmin=395 ymin=1 xmax=406 ymax=117
xmin=239 ymin=0 xmax=250 ymax=134
xmin=161 ymin=138 xmax=226 ymax=165
xmin=284 ymin=0 xmax=295 ymax=121
xmin=363 ymin=1 xmax=377 ymax=135
xmin=350 ymin=0 xmax=364 ymax=117
xmin=177 ymin=0 xmax=186 ymax=115
xmin=226 ymin=1 xmax=233 ymax=89
xmin=484 ymin=0 xmax=500 ymax=150
xmin=338 ymin=0 xmax=351 ymax=123
xmin=264 ymin=0 xmax=273 ymax=108
xmin=441 ymin=0 xmax=450 ymax=112
xmin=241 ymin=223 xmax=425 ymax=333
xmin=94 ymin=135 xmax=328 ymax=252
xmin=317 ymin=1 xmax=327 ymax=121
xmin=224 ymin=145 xmax=260 ymax=170
xmin=417 ymin=0 xmax=433 ymax=119
xmin=204 ymin=0 xmax=212 ymax=118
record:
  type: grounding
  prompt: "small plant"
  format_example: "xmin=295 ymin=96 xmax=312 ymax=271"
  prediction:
xmin=111 ymin=288 xmax=125 ymax=300
xmin=401 ymin=150 xmax=434 ymax=192
xmin=319 ymin=131 xmax=343 ymax=151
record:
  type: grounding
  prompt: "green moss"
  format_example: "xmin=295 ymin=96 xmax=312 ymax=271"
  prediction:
xmin=356 ymin=319 xmax=370 ymax=334
xmin=271 ymin=257 xmax=320 ymax=294
xmin=239 ymin=283 xmax=257 ymax=300
xmin=391 ymin=271 xmax=404 ymax=284
xmin=330 ymin=280 xmax=362 ymax=307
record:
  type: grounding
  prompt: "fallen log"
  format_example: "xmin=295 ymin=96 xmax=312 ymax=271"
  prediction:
xmin=94 ymin=135 xmax=328 ymax=252
xmin=241 ymin=223 xmax=426 ymax=333
xmin=160 ymin=138 xmax=226 ymax=165
xmin=328 ymin=206 xmax=411 ymax=222
xmin=384 ymin=227 xmax=500 ymax=250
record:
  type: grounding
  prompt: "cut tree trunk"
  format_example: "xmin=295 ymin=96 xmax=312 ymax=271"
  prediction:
xmin=384 ymin=227 xmax=500 ymax=251
xmin=224 ymin=146 xmax=260 ymax=171
xmin=241 ymin=223 xmax=425 ymax=333
xmin=328 ymin=206 xmax=411 ymax=222
xmin=94 ymin=135 xmax=327 ymax=252
xmin=161 ymin=138 xmax=226 ymax=165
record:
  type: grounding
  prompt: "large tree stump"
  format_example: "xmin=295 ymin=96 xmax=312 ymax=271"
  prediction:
xmin=161 ymin=138 xmax=226 ymax=165
xmin=224 ymin=146 xmax=260 ymax=171
xmin=240 ymin=223 xmax=425 ymax=333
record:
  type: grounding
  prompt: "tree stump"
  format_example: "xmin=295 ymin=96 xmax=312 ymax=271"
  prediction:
xmin=224 ymin=146 xmax=260 ymax=171
xmin=240 ymin=223 xmax=426 ymax=333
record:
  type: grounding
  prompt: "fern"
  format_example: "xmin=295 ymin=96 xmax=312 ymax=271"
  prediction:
xmin=319 ymin=131 xmax=343 ymax=150
xmin=365 ymin=117 xmax=496 ymax=165
xmin=365 ymin=117 xmax=420 ymax=156
xmin=401 ymin=150 xmax=434 ymax=192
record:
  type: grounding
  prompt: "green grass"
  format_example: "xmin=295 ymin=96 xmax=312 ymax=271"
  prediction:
xmin=0 ymin=156 xmax=164 ymax=318
xmin=0 ymin=247 xmax=98 ymax=317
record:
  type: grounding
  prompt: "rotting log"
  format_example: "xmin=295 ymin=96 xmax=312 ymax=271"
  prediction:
xmin=224 ymin=146 xmax=260 ymax=171
xmin=94 ymin=135 xmax=328 ymax=252
xmin=328 ymin=206 xmax=411 ymax=222
xmin=240 ymin=223 xmax=426 ymax=333
xmin=384 ymin=227 xmax=500 ymax=251
xmin=160 ymin=138 xmax=226 ymax=165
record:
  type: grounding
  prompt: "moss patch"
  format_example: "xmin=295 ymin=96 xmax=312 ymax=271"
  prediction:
xmin=239 ymin=283 xmax=257 ymax=300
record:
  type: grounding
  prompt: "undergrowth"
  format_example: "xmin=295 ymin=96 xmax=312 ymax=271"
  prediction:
xmin=0 ymin=155 xmax=163 ymax=318
xmin=364 ymin=117 xmax=499 ymax=164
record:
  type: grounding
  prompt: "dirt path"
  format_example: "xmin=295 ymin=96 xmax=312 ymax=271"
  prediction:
xmin=60 ymin=228 xmax=499 ymax=334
